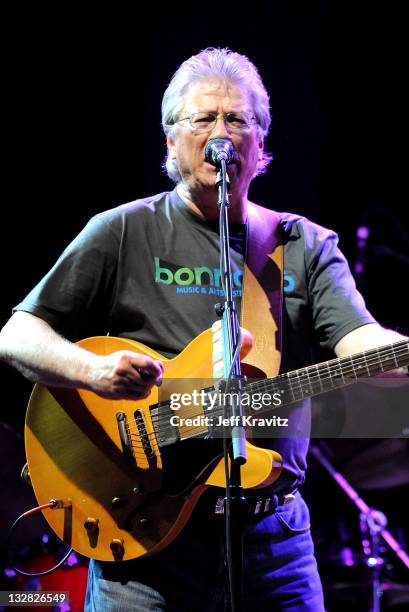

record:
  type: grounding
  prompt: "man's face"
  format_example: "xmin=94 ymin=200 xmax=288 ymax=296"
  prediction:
xmin=167 ymin=80 xmax=264 ymax=198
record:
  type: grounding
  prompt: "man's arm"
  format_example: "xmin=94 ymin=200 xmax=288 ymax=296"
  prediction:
xmin=0 ymin=311 xmax=163 ymax=399
xmin=334 ymin=322 xmax=406 ymax=356
xmin=334 ymin=322 xmax=408 ymax=378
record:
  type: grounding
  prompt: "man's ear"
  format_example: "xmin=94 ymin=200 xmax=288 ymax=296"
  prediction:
xmin=167 ymin=133 xmax=177 ymax=160
xmin=258 ymin=137 xmax=264 ymax=161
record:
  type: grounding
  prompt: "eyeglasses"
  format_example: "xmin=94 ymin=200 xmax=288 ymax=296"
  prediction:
xmin=175 ymin=111 xmax=257 ymax=133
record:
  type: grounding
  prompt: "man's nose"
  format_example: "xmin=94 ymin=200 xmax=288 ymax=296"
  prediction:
xmin=211 ymin=115 xmax=230 ymax=137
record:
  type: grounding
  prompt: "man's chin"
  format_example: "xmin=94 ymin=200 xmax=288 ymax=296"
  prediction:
xmin=187 ymin=167 xmax=239 ymax=194
xmin=203 ymin=164 xmax=238 ymax=184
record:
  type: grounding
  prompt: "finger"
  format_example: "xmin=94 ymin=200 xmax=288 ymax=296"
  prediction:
xmin=129 ymin=356 xmax=164 ymax=383
xmin=128 ymin=354 xmax=163 ymax=371
xmin=105 ymin=388 xmax=150 ymax=401
xmin=114 ymin=379 xmax=153 ymax=399
xmin=137 ymin=367 xmax=163 ymax=386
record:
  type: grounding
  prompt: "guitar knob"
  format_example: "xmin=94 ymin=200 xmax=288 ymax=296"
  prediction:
xmin=110 ymin=538 xmax=125 ymax=561
xmin=84 ymin=517 xmax=99 ymax=532
xmin=138 ymin=516 xmax=151 ymax=530
xmin=111 ymin=497 xmax=127 ymax=509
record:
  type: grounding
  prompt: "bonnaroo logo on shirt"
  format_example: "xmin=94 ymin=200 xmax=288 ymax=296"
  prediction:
xmin=154 ymin=256 xmax=296 ymax=296
xmin=154 ymin=257 xmax=242 ymax=296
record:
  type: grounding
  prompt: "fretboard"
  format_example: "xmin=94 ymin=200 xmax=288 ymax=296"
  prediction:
xmin=153 ymin=339 xmax=408 ymax=447
xmin=245 ymin=339 xmax=409 ymax=409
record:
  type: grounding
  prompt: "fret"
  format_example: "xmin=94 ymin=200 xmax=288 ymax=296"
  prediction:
xmin=391 ymin=344 xmax=399 ymax=369
xmin=376 ymin=347 xmax=385 ymax=372
xmin=277 ymin=377 xmax=290 ymax=404
xmin=295 ymin=369 xmax=303 ymax=396
xmin=293 ymin=369 xmax=303 ymax=400
xmin=351 ymin=355 xmax=368 ymax=378
xmin=286 ymin=373 xmax=297 ymax=403
xmin=304 ymin=368 xmax=315 ymax=396
xmin=331 ymin=365 xmax=341 ymax=383
xmin=325 ymin=361 xmax=335 ymax=388
xmin=316 ymin=360 xmax=346 ymax=390
xmin=363 ymin=352 xmax=371 ymax=376
xmin=349 ymin=355 xmax=357 ymax=379
xmin=315 ymin=364 xmax=324 ymax=391
xmin=298 ymin=368 xmax=312 ymax=399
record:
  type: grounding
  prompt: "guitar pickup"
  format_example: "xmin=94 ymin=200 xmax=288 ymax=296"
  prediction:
xmin=134 ymin=409 xmax=154 ymax=458
xmin=149 ymin=402 xmax=179 ymax=448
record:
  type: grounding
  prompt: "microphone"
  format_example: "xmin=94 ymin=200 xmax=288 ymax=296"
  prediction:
xmin=204 ymin=138 xmax=238 ymax=167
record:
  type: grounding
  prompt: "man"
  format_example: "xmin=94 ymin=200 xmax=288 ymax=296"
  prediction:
xmin=0 ymin=47 xmax=406 ymax=611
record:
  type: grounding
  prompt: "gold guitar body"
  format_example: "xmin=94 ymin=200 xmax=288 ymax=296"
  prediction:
xmin=25 ymin=330 xmax=282 ymax=562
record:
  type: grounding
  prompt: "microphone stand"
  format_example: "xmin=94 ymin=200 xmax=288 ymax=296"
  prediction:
xmin=214 ymin=158 xmax=248 ymax=612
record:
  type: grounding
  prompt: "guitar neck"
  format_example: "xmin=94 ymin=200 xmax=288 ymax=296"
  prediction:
xmin=247 ymin=339 xmax=409 ymax=409
xmin=154 ymin=339 xmax=408 ymax=446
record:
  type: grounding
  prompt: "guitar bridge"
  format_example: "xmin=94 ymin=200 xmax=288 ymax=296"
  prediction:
xmin=116 ymin=412 xmax=135 ymax=464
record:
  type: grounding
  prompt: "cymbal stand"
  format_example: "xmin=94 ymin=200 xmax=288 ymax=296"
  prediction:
xmin=359 ymin=509 xmax=387 ymax=612
xmin=309 ymin=444 xmax=409 ymax=612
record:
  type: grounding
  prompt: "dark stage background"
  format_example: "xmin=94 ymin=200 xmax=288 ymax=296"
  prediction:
xmin=1 ymin=3 xmax=408 ymax=610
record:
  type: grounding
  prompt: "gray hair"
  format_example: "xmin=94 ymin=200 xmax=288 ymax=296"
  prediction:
xmin=162 ymin=47 xmax=272 ymax=183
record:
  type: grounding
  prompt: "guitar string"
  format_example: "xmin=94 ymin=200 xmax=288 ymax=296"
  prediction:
xmin=125 ymin=343 xmax=408 ymax=433
xmin=124 ymin=344 xmax=409 ymax=444
xmin=120 ymin=341 xmax=409 ymax=430
xmin=126 ymin=345 xmax=409 ymax=441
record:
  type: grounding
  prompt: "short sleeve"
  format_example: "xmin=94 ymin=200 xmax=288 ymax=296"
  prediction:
xmin=13 ymin=215 xmax=119 ymax=341
xmin=303 ymin=224 xmax=376 ymax=352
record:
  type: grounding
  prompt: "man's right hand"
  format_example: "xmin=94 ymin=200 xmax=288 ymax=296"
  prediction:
xmin=0 ymin=312 xmax=164 ymax=400
xmin=87 ymin=351 xmax=164 ymax=400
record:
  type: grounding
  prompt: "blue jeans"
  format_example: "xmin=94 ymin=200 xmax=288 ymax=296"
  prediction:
xmin=85 ymin=492 xmax=324 ymax=611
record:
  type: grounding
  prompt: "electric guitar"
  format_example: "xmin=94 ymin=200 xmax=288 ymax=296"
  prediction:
xmin=24 ymin=330 xmax=408 ymax=561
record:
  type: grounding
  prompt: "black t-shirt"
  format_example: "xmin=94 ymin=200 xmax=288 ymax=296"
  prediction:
xmin=14 ymin=189 xmax=375 ymax=490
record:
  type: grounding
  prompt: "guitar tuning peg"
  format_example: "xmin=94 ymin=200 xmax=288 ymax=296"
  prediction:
xmin=110 ymin=538 xmax=125 ymax=561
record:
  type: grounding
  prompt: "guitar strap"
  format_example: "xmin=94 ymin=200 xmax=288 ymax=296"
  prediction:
xmin=240 ymin=204 xmax=283 ymax=378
